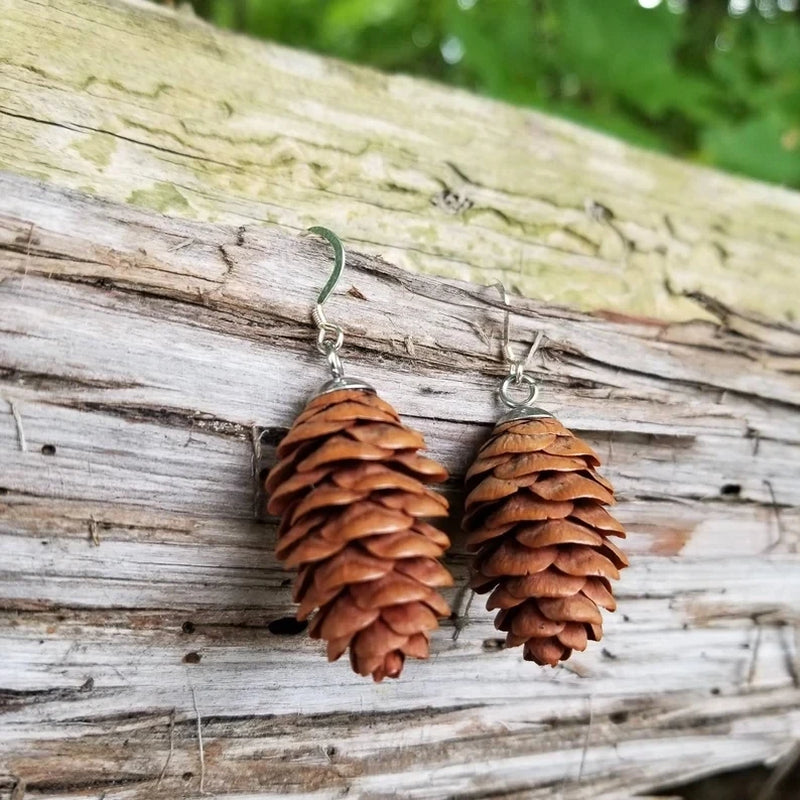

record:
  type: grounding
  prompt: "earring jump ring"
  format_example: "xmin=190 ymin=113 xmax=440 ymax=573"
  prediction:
xmin=499 ymin=373 xmax=539 ymax=409
xmin=316 ymin=324 xmax=344 ymax=354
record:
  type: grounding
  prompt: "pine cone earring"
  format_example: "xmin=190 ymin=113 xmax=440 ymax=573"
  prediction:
xmin=265 ymin=228 xmax=453 ymax=681
xmin=463 ymin=284 xmax=628 ymax=667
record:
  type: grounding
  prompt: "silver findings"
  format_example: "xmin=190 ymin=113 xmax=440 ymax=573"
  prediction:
xmin=315 ymin=322 xmax=344 ymax=355
xmin=499 ymin=372 xmax=539 ymax=408
xmin=308 ymin=225 xmax=345 ymax=307
xmin=323 ymin=342 xmax=344 ymax=381
xmin=306 ymin=227 xmax=373 ymax=396
xmin=491 ymin=282 xmax=546 ymax=412
xmin=497 ymin=404 xmax=555 ymax=424
xmin=316 ymin=376 xmax=376 ymax=396
xmin=308 ymin=226 xmax=347 ymax=378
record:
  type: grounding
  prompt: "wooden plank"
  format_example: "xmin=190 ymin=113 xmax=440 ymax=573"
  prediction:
xmin=1 ymin=173 xmax=799 ymax=797
xmin=0 ymin=0 xmax=799 ymax=323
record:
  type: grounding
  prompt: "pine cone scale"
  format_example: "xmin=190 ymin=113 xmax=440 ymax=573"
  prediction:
xmin=505 ymin=569 xmax=587 ymax=598
xmin=529 ymin=473 xmax=615 ymax=503
xmin=331 ymin=464 xmax=427 ymax=493
xmin=276 ymin=419 xmax=352 ymax=453
xmin=553 ymin=546 xmax=620 ymax=579
xmin=281 ymin=535 xmax=340 ymax=568
xmin=498 ymin=603 xmax=559 ymax=633
xmin=395 ymin=556 xmax=454 ymax=587
xmin=582 ymin=578 xmax=616 ymax=610
xmin=311 ymin=595 xmax=380 ymax=640
xmin=600 ymin=538 xmax=629 ymax=567
xmin=570 ymin=503 xmax=626 ymax=534
xmin=538 ymin=594 xmax=603 ymax=624
xmin=391 ymin=451 xmax=449 ymax=481
xmin=479 ymin=432 xmax=558 ymax=457
xmin=480 ymin=497 xmax=574 ymax=528
xmin=293 ymin=392 xmax=400 ymax=425
xmin=361 ymin=530 xmax=444 ymax=559
xmin=296 ymin=436 xmax=391 ymax=471
xmin=267 ymin=466 xmax=332 ymax=513
xmin=311 ymin=549 xmax=394 ymax=592
xmin=349 ymin=571 xmax=438 ymax=608
xmin=348 ymin=423 xmax=426 ymax=449
xmin=514 ymin=518 xmax=604 ymax=548
xmin=382 ymin=602 xmax=440 ymax=634
xmin=493 ymin=452 xmax=589 ymax=479
xmin=321 ymin=503 xmax=414 ymax=540
xmin=478 ymin=541 xmax=558 ymax=577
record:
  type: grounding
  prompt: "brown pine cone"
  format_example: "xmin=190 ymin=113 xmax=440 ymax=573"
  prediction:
xmin=265 ymin=388 xmax=452 ymax=681
xmin=463 ymin=414 xmax=628 ymax=666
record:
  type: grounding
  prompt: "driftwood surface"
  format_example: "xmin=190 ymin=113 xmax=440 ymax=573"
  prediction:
xmin=1 ymin=173 xmax=799 ymax=799
xmin=0 ymin=0 xmax=800 ymax=797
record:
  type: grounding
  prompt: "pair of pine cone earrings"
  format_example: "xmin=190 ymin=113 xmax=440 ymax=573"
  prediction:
xmin=265 ymin=228 xmax=628 ymax=682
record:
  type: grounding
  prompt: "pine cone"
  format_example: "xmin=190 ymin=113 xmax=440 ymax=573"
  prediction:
xmin=463 ymin=415 xmax=628 ymax=666
xmin=265 ymin=388 xmax=452 ymax=681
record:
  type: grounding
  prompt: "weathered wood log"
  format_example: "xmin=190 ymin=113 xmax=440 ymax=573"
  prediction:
xmin=1 ymin=0 xmax=799 ymax=324
xmin=1 ymin=0 xmax=799 ymax=798
xmin=2 ymin=172 xmax=799 ymax=798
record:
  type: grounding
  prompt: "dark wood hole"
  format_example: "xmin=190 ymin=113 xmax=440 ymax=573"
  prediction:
xmin=267 ymin=617 xmax=307 ymax=635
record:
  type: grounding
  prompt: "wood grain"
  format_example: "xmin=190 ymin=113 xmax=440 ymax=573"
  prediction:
xmin=0 ymin=0 xmax=799 ymax=323
xmin=1 ymin=172 xmax=799 ymax=798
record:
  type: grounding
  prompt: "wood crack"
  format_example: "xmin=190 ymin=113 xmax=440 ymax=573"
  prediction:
xmin=0 ymin=106 xmax=236 ymax=169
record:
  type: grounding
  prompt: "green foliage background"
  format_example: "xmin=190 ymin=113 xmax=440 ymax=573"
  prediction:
xmin=186 ymin=0 xmax=800 ymax=188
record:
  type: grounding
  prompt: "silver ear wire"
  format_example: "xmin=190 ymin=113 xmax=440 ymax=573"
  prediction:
xmin=489 ymin=282 xmax=553 ymax=420
xmin=307 ymin=226 xmax=346 ymax=366
xmin=492 ymin=282 xmax=544 ymax=380
xmin=306 ymin=227 xmax=374 ymax=395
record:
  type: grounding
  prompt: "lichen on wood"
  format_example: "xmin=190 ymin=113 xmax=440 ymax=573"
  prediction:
xmin=0 ymin=0 xmax=799 ymax=324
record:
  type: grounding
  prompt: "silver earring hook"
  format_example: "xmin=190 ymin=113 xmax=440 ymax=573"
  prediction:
xmin=309 ymin=226 xmax=345 ymax=307
xmin=304 ymin=228 xmax=375 ymax=397
xmin=307 ymin=226 xmax=346 ymax=360
xmin=495 ymin=281 xmax=515 ymax=365
xmin=489 ymin=282 xmax=549 ymax=414
xmin=491 ymin=282 xmax=544 ymax=379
